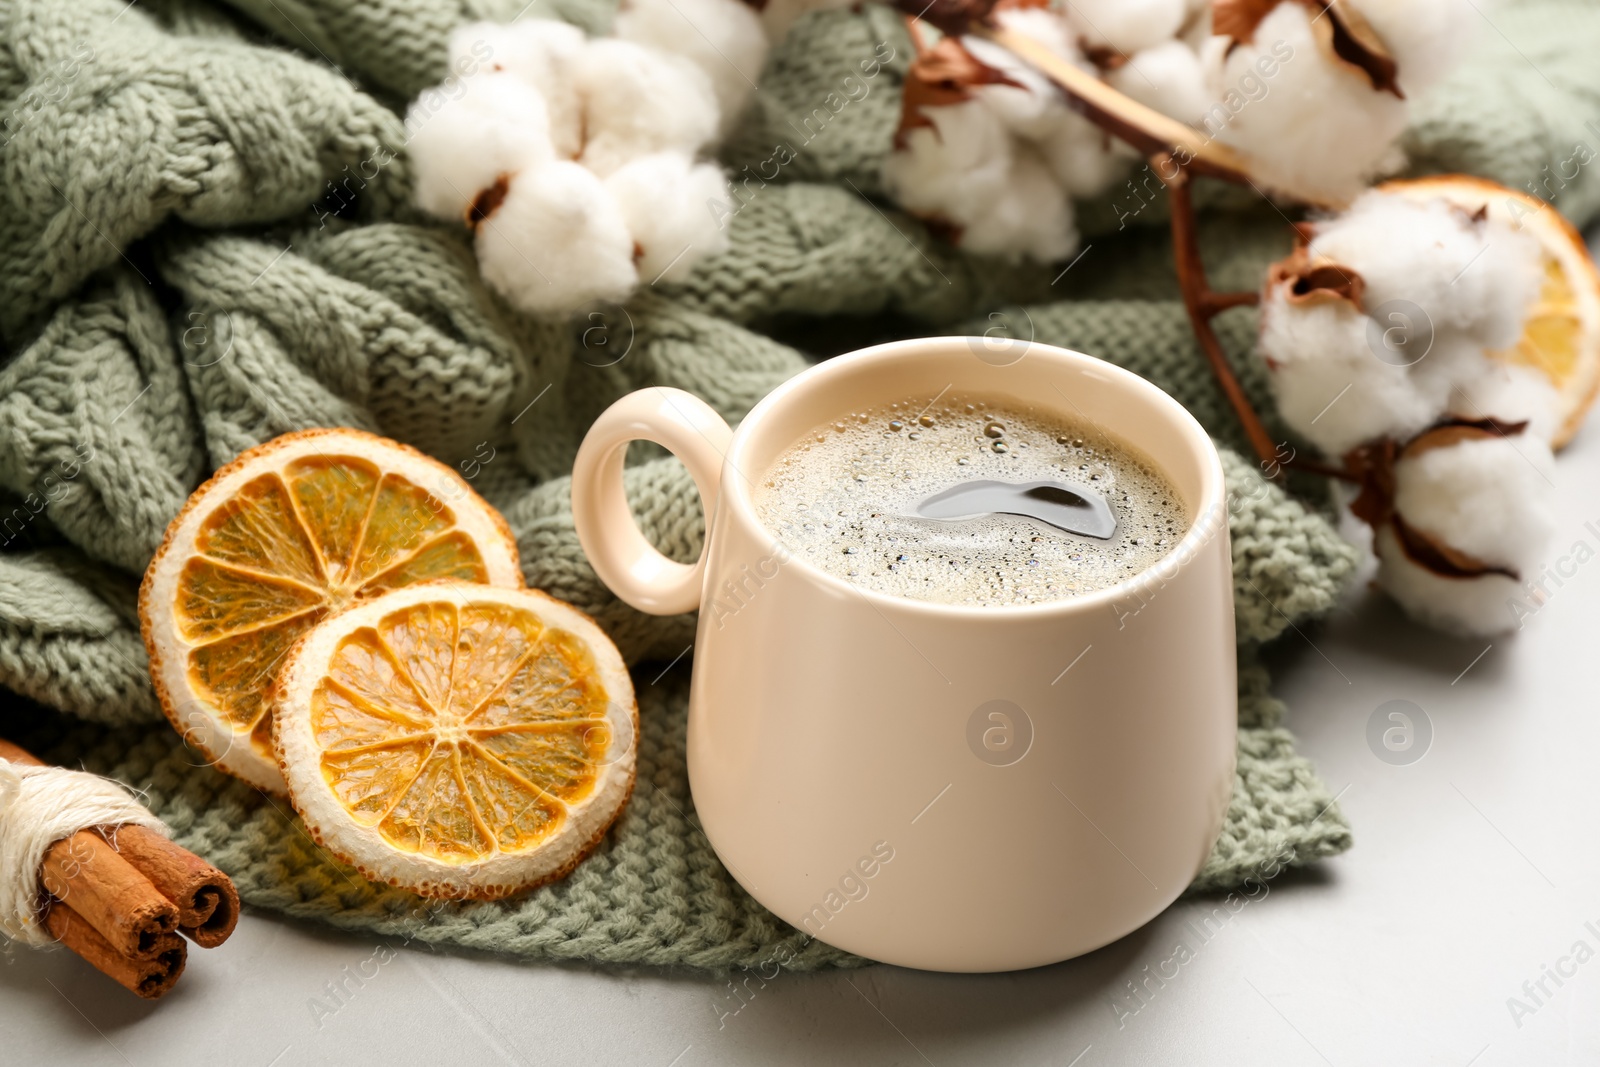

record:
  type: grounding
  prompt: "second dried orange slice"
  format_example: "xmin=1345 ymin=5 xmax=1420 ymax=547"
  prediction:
xmin=272 ymin=583 xmax=637 ymax=899
xmin=140 ymin=429 xmax=523 ymax=793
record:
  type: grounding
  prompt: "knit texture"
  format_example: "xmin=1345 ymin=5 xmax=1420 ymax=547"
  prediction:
xmin=2 ymin=0 xmax=1597 ymax=970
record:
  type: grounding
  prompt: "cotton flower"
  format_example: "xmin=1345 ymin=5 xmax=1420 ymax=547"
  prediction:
xmin=962 ymin=33 xmax=1071 ymax=142
xmin=1202 ymin=2 xmax=1407 ymax=203
xmin=961 ymin=145 xmax=1079 ymax=263
xmin=1062 ymin=0 xmax=1188 ymax=57
xmin=1448 ymin=364 xmax=1562 ymax=444
xmin=473 ymin=162 xmax=639 ymax=315
xmin=968 ymin=8 xmax=1135 ymax=199
xmin=883 ymin=98 xmax=1017 ymax=229
xmin=1343 ymin=0 xmax=1475 ymax=97
xmin=1260 ymin=189 xmax=1544 ymax=455
xmin=1310 ymin=191 xmax=1543 ymax=353
xmin=613 ymin=0 xmax=769 ymax=130
xmin=1202 ymin=0 xmax=1475 ymax=203
xmin=1374 ymin=429 xmax=1556 ymax=636
xmin=604 ymin=153 xmax=731 ymax=283
xmin=571 ymin=38 xmax=721 ymax=177
xmin=449 ymin=19 xmax=586 ymax=158
xmin=406 ymin=71 xmax=556 ymax=220
xmin=1107 ymin=40 xmax=1213 ymax=128
xmin=1259 ymin=280 xmax=1443 ymax=455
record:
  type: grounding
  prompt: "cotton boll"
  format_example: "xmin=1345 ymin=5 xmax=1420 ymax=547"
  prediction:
xmin=1259 ymin=288 xmax=1442 ymax=455
xmin=1062 ymin=0 xmax=1187 ymax=56
xmin=474 ymin=162 xmax=639 ymax=315
xmin=1344 ymin=0 xmax=1475 ymax=97
xmin=759 ymin=0 xmax=853 ymax=41
xmin=962 ymin=36 xmax=1069 ymax=142
xmin=1448 ymin=364 xmax=1562 ymax=444
xmin=980 ymin=6 xmax=1137 ymax=196
xmin=994 ymin=6 xmax=1081 ymax=62
xmin=613 ymin=0 xmax=768 ymax=131
xmin=1309 ymin=191 xmax=1543 ymax=351
xmin=406 ymin=72 xmax=556 ymax=219
xmin=1203 ymin=2 xmax=1408 ymax=203
xmin=1107 ymin=40 xmax=1213 ymax=127
xmin=449 ymin=19 xmax=586 ymax=157
xmin=604 ymin=153 xmax=730 ymax=283
xmin=1394 ymin=433 xmax=1555 ymax=573
xmin=1177 ymin=0 xmax=1212 ymax=50
xmin=883 ymin=99 xmax=1015 ymax=227
xmin=1374 ymin=525 xmax=1529 ymax=637
xmin=1038 ymin=111 xmax=1134 ymax=199
xmin=1376 ymin=432 xmax=1556 ymax=635
xmin=572 ymin=39 xmax=721 ymax=177
xmin=958 ymin=146 xmax=1079 ymax=263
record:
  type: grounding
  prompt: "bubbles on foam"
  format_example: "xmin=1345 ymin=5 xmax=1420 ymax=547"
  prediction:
xmin=754 ymin=394 xmax=1188 ymax=606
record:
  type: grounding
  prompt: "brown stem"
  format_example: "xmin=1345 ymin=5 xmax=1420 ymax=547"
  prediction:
xmin=1203 ymin=290 xmax=1261 ymax=315
xmin=899 ymin=10 xmax=1353 ymax=481
xmin=1286 ymin=455 xmax=1360 ymax=483
xmin=1159 ymin=154 xmax=1282 ymax=472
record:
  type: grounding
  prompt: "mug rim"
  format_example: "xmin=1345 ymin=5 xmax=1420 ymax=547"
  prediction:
xmin=718 ymin=337 xmax=1230 ymax=619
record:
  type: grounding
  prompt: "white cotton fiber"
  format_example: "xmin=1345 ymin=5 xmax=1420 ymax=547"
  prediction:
xmin=604 ymin=153 xmax=730 ymax=283
xmin=1259 ymin=286 xmax=1443 ymax=455
xmin=474 ymin=162 xmax=639 ymax=315
xmin=959 ymin=145 xmax=1079 ymax=263
xmin=406 ymin=71 xmax=555 ymax=219
xmin=1345 ymin=0 xmax=1475 ymax=97
xmin=1309 ymin=191 xmax=1543 ymax=352
xmin=882 ymin=99 xmax=1015 ymax=228
xmin=1203 ymin=1 xmax=1408 ymax=203
xmin=1062 ymin=0 xmax=1187 ymax=56
xmin=1374 ymin=525 xmax=1529 ymax=637
xmin=1107 ymin=40 xmax=1214 ymax=127
xmin=613 ymin=0 xmax=769 ymax=131
xmin=1448 ymin=364 xmax=1562 ymax=444
xmin=572 ymin=38 xmax=721 ymax=177
xmin=1393 ymin=433 xmax=1556 ymax=574
xmin=1377 ymin=432 xmax=1557 ymax=635
xmin=449 ymin=19 xmax=587 ymax=157
xmin=964 ymin=34 xmax=1072 ymax=142
xmin=1038 ymin=110 xmax=1134 ymax=199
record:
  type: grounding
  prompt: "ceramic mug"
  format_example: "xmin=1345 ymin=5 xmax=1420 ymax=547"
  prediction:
xmin=571 ymin=338 xmax=1235 ymax=972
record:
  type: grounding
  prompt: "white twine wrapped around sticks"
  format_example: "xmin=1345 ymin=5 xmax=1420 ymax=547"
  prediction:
xmin=0 ymin=761 xmax=166 ymax=946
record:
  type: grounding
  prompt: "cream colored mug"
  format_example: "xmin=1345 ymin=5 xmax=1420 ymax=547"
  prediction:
xmin=572 ymin=338 xmax=1235 ymax=972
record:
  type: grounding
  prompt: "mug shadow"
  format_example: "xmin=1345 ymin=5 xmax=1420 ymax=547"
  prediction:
xmin=714 ymin=862 xmax=1340 ymax=1062
xmin=1261 ymin=590 xmax=1510 ymax=688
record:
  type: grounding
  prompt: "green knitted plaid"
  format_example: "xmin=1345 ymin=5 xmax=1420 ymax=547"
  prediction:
xmin=1 ymin=0 xmax=1596 ymax=970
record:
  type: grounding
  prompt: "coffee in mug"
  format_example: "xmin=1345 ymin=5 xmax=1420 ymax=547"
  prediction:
xmin=753 ymin=394 xmax=1187 ymax=606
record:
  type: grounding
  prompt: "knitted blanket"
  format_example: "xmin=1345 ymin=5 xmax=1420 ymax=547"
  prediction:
xmin=2 ymin=0 xmax=1597 ymax=971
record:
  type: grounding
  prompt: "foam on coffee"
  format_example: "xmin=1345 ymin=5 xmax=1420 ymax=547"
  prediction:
xmin=753 ymin=394 xmax=1188 ymax=606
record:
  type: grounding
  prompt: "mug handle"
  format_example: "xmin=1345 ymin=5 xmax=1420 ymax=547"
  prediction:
xmin=571 ymin=387 xmax=734 ymax=616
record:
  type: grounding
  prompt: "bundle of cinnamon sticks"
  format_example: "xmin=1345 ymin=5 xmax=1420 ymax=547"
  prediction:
xmin=0 ymin=740 xmax=239 ymax=999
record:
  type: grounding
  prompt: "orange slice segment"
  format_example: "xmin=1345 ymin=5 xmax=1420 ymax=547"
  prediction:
xmin=1380 ymin=176 xmax=1600 ymax=449
xmin=140 ymin=429 xmax=523 ymax=794
xmin=273 ymin=583 xmax=636 ymax=900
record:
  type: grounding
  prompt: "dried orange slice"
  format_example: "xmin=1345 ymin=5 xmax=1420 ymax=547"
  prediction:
xmin=1381 ymin=176 xmax=1600 ymax=449
xmin=272 ymin=583 xmax=636 ymax=899
xmin=140 ymin=429 xmax=523 ymax=794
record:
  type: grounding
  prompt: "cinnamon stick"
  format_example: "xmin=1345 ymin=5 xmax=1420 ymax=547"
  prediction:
xmin=45 ymin=901 xmax=186 ymax=1000
xmin=37 ymin=830 xmax=180 ymax=959
xmin=102 ymin=824 xmax=239 ymax=948
xmin=0 ymin=739 xmax=239 ymax=956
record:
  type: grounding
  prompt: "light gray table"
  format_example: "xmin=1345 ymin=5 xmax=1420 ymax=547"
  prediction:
xmin=4 ymin=415 xmax=1596 ymax=1067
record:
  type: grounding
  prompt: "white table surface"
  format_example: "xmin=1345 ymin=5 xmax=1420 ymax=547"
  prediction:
xmin=5 ymin=401 xmax=1598 ymax=1067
